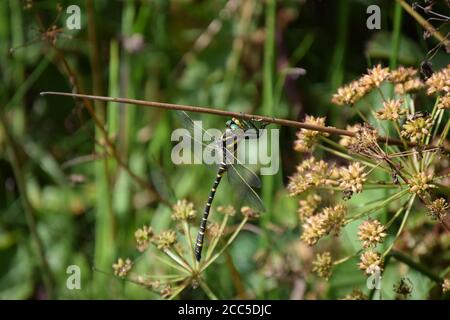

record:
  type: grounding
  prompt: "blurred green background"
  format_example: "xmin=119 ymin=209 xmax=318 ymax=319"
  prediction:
xmin=0 ymin=0 xmax=448 ymax=299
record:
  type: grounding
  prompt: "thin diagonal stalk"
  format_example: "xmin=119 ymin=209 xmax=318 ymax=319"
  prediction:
xmin=396 ymin=0 xmax=449 ymax=46
xmin=198 ymin=278 xmax=219 ymax=300
xmin=164 ymin=249 xmax=193 ymax=273
xmin=204 ymin=213 xmax=230 ymax=263
xmin=40 ymin=91 xmax=421 ymax=149
xmin=147 ymin=250 xmax=191 ymax=275
xmin=182 ymin=222 xmax=196 ymax=265
xmin=345 ymin=189 xmax=409 ymax=223
xmin=168 ymin=279 xmax=191 ymax=300
xmin=388 ymin=250 xmax=442 ymax=283
xmin=201 ymin=217 xmax=248 ymax=273
xmin=383 ymin=195 xmax=415 ymax=257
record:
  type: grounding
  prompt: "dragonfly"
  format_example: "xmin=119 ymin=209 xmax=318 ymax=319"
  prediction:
xmin=176 ymin=111 xmax=267 ymax=261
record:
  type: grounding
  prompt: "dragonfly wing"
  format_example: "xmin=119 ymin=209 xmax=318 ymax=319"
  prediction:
xmin=175 ymin=110 xmax=223 ymax=169
xmin=227 ymin=164 xmax=265 ymax=212
xmin=227 ymin=162 xmax=261 ymax=188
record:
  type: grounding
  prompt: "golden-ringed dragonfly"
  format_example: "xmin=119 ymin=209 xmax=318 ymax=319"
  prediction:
xmin=176 ymin=111 xmax=267 ymax=261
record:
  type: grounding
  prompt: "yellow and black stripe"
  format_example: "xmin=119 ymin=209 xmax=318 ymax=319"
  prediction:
xmin=194 ymin=162 xmax=227 ymax=261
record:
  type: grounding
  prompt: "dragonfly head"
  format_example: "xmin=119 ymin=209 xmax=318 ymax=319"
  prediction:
xmin=226 ymin=118 xmax=246 ymax=131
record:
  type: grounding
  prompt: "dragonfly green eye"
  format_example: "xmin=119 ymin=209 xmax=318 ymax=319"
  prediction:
xmin=226 ymin=119 xmax=240 ymax=130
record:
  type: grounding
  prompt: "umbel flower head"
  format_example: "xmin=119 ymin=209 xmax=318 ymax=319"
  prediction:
xmin=388 ymin=66 xmax=424 ymax=94
xmin=160 ymin=285 xmax=173 ymax=299
xmin=312 ymin=252 xmax=333 ymax=280
xmin=340 ymin=289 xmax=368 ymax=300
xmin=298 ymin=193 xmax=321 ymax=221
xmin=425 ymin=64 xmax=450 ymax=95
xmin=426 ymin=198 xmax=449 ymax=220
xmin=375 ymin=99 xmax=407 ymax=121
xmin=348 ymin=123 xmax=383 ymax=159
xmin=112 ymin=258 xmax=133 ymax=277
xmin=217 ymin=205 xmax=236 ymax=216
xmin=339 ymin=124 xmax=360 ymax=147
xmin=300 ymin=214 xmax=326 ymax=246
xmin=287 ymin=157 xmax=337 ymax=196
xmin=443 ymin=279 xmax=450 ymax=294
xmin=408 ymin=171 xmax=435 ymax=195
xmin=300 ymin=204 xmax=347 ymax=245
xmin=293 ymin=115 xmax=329 ymax=152
xmin=241 ymin=206 xmax=260 ymax=219
xmin=155 ymin=230 xmax=177 ymax=250
xmin=338 ymin=162 xmax=367 ymax=197
xmin=331 ymin=80 xmax=365 ymax=106
xmin=437 ymin=94 xmax=450 ymax=110
xmin=331 ymin=65 xmax=389 ymax=106
xmin=358 ymin=219 xmax=387 ymax=248
xmin=135 ymin=225 xmax=154 ymax=252
xmin=401 ymin=114 xmax=433 ymax=143
xmin=360 ymin=64 xmax=390 ymax=88
xmin=358 ymin=250 xmax=382 ymax=275
xmin=171 ymin=199 xmax=196 ymax=221
xmin=321 ymin=204 xmax=347 ymax=235
xmin=389 ymin=66 xmax=417 ymax=83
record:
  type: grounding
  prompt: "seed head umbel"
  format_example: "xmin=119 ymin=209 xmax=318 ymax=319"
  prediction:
xmin=331 ymin=80 xmax=365 ymax=106
xmin=358 ymin=219 xmax=387 ymax=248
xmin=360 ymin=64 xmax=390 ymax=89
xmin=358 ymin=250 xmax=382 ymax=275
xmin=300 ymin=214 xmax=327 ymax=246
xmin=312 ymin=252 xmax=333 ymax=280
xmin=287 ymin=157 xmax=337 ymax=196
xmin=401 ymin=115 xmax=433 ymax=143
xmin=298 ymin=193 xmax=321 ymax=221
xmin=437 ymin=94 xmax=450 ymax=110
xmin=443 ymin=279 xmax=450 ymax=293
xmin=135 ymin=225 xmax=154 ymax=252
xmin=112 ymin=258 xmax=133 ymax=277
xmin=408 ymin=171 xmax=435 ymax=195
xmin=426 ymin=198 xmax=449 ymax=220
xmin=340 ymin=289 xmax=368 ymax=300
xmin=338 ymin=162 xmax=367 ymax=196
xmin=389 ymin=66 xmax=418 ymax=83
xmin=321 ymin=204 xmax=347 ymax=235
xmin=217 ymin=205 xmax=236 ymax=216
xmin=171 ymin=199 xmax=196 ymax=221
xmin=293 ymin=115 xmax=329 ymax=152
xmin=375 ymin=99 xmax=407 ymax=121
xmin=339 ymin=124 xmax=360 ymax=147
xmin=241 ymin=206 xmax=260 ymax=219
xmin=425 ymin=64 xmax=450 ymax=95
xmin=155 ymin=230 xmax=177 ymax=250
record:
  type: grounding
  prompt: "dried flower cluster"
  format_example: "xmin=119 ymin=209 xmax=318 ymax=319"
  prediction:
xmin=331 ymin=64 xmax=389 ymax=106
xmin=358 ymin=250 xmax=382 ymax=275
xmin=401 ymin=115 xmax=433 ymax=143
xmin=289 ymin=63 xmax=450 ymax=289
xmin=300 ymin=204 xmax=346 ymax=246
xmin=294 ymin=116 xmax=329 ymax=152
xmin=111 ymin=200 xmax=261 ymax=299
xmin=312 ymin=252 xmax=333 ymax=280
xmin=358 ymin=219 xmax=387 ymax=248
xmin=112 ymin=258 xmax=133 ymax=277
xmin=172 ymin=199 xmax=196 ymax=221
xmin=375 ymin=99 xmax=407 ymax=120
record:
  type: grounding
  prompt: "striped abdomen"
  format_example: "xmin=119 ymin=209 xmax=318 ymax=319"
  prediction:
xmin=194 ymin=162 xmax=227 ymax=261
